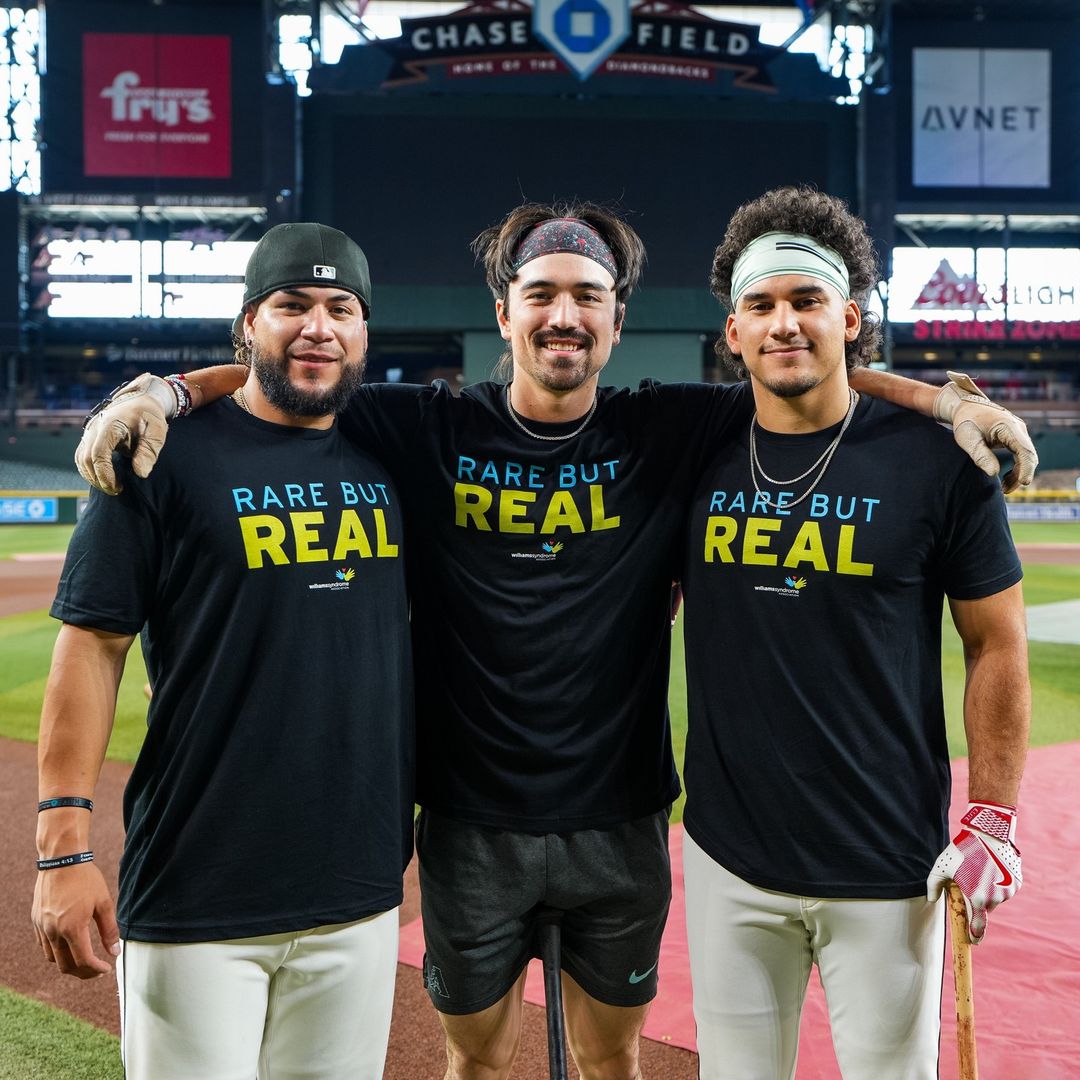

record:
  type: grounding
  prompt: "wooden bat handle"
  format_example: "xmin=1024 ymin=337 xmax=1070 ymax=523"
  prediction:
xmin=947 ymin=881 xmax=979 ymax=1080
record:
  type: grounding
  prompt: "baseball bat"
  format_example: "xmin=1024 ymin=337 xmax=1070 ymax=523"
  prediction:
xmin=946 ymin=881 xmax=978 ymax=1080
xmin=536 ymin=907 xmax=569 ymax=1080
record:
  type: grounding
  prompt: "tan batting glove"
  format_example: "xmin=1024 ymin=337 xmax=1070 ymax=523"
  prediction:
xmin=932 ymin=371 xmax=1038 ymax=494
xmin=76 ymin=374 xmax=176 ymax=495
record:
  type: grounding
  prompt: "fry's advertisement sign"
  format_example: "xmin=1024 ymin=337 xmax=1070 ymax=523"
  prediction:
xmin=82 ymin=33 xmax=231 ymax=178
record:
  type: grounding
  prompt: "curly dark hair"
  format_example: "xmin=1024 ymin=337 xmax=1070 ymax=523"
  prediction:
xmin=232 ymin=332 xmax=251 ymax=365
xmin=710 ymin=186 xmax=882 ymax=379
xmin=471 ymin=201 xmax=646 ymax=382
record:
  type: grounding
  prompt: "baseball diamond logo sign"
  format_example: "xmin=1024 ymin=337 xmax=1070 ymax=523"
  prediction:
xmin=311 ymin=1 xmax=852 ymax=96
xmin=533 ymin=0 xmax=631 ymax=80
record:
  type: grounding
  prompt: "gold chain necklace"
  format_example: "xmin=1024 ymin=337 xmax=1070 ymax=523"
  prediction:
xmin=233 ymin=387 xmax=251 ymax=413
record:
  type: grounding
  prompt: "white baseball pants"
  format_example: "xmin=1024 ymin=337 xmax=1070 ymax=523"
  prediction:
xmin=683 ymin=832 xmax=945 ymax=1080
xmin=117 ymin=908 xmax=399 ymax=1080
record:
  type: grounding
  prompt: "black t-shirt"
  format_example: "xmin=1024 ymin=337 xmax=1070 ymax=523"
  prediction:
xmin=340 ymin=379 xmax=741 ymax=833
xmin=681 ymin=394 xmax=1022 ymax=899
xmin=52 ymin=400 xmax=414 ymax=942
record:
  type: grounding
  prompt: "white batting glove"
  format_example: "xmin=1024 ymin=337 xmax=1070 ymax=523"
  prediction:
xmin=932 ymin=371 xmax=1038 ymax=494
xmin=927 ymin=800 xmax=1022 ymax=945
xmin=76 ymin=374 xmax=176 ymax=495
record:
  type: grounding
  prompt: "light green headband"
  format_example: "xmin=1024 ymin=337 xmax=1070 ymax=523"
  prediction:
xmin=730 ymin=231 xmax=850 ymax=306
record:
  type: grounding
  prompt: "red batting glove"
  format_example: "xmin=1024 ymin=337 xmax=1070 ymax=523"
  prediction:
xmin=927 ymin=800 xmax=1022 ymax=944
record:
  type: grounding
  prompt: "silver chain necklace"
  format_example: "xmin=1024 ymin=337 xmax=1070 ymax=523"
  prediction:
xmin=504 ymin=384 xmax=598 ymax=442
xmin=749 ymin=389 xmax=858 ymax=510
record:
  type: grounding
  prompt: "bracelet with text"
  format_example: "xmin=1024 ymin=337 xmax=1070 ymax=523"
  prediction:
xmin=38 ymin=797 xmax=94 ymax=813
xmin=37 ymin=851 xmax=94 ymax=871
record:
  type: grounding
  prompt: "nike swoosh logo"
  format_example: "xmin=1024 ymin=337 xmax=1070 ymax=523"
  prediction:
xmin=628 ymin=963 xmax=658 ymax=985
xmin=979 ymin=835 xmax=1013 ymax=888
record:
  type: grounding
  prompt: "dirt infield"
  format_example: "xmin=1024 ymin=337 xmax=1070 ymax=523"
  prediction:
xmin=1011 ymin=542 xmax=1080 ymax=564
xmin=0 ymin=555 xmax=65 ymax=618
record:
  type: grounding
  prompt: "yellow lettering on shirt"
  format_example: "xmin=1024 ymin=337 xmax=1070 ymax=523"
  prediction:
xmin=742 ymin=517 xmax=781 ymax=566
xmin=453 ymin=483 xmax=621 ymax=536
xmin=589 ymin=485 xmax=620 ymax=531
xmin=540 ymin=490 xmax=586 ymax=534
xmin=704 ymin=516 xmax=737 ymax=563
xmin=782 ymin=521 xmax=830 ymax=571
xmin=292 ymin=512 xmax=328 ymax=564
xmin=836 ymin=524 xmax=874 ymax=576
xmin=332 ymin=509 xmax=373 ymax=560
xmin=374 ymin=509 xmax=399 ymax=557
xmin=702 ymin=517 xmax=875 ymax=578
xmin=499 ymin=490 xmax=537 ymax=534
xmin=239 ymin=514 xmax=289 ymax=569
xmin=455 ymin=483 xmax=493 ymax=530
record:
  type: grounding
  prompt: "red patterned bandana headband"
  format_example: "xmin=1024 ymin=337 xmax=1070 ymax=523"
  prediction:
xmin=511 ymin=218 xmax=618 ymax=281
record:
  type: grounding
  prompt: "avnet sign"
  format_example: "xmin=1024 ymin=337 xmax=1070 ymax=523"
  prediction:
xmin=533 ymin=0 xmax=631 ymax=80
xmin=912 ymin=48 xmax=1050 ymax=188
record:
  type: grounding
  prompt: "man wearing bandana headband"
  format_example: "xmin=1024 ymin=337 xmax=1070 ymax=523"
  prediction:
xmin=72 ymin=201 xmax=1034 ymax=1080
xmin=681 ymin=187 xmax=1030 ymax=1079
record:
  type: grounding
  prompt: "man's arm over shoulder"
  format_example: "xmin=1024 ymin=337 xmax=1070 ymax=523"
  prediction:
xmin=337 ymin=381 xmax=434 ymax=459
xmin=33 ymin=624 xmax=135 ymax=979
xmin=849 ymin=367 xmax=1037 ymax=492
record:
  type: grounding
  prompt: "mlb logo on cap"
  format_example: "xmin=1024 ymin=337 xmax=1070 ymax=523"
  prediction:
xmin=231 ymin=223 xmax=372 ymax=336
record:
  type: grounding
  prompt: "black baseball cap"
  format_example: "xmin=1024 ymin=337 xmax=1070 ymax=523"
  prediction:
xmin=232 ymin=222 xmax=371 ymax=337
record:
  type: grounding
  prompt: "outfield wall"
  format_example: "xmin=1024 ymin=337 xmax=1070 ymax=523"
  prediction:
xmin=0 ymin=492 xmax=86 ymax=524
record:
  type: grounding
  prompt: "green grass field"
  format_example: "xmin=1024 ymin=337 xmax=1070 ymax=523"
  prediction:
xmin=0 ymin=525 xmax=78 ymax=561
xmin=0 ymin=987 xmax=123 ymax=1080
xmin=1 ymin=519 xmax=1078 ymax=1076
xmin=1008 ymin=521 xmax=1080 ymax=544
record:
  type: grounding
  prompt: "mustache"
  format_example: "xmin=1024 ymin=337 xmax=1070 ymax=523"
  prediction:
xmin=532 ymin=330 xmax=594 ymax=349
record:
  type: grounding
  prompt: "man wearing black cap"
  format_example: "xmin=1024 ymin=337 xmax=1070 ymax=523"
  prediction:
xmin=32 ymin=223 xmax=413 ymax=1079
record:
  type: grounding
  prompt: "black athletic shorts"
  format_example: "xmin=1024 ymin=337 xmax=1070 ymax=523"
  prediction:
xmin=415 ymin=808 xmax=671 ymax=1015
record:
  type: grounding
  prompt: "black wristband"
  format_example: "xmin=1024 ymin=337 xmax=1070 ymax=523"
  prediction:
xmin=38 ymin=797 xmax=94 ymax=813
xmin=82 ymin=380 xmax=130 ymax=430
xmin=37 ymin=851 xmax=94 ymax=871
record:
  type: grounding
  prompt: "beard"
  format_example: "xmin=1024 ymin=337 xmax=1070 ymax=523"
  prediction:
xmin=249 ymin=341 xmax=366 ymax=418
xmin=526 ymin=329 xmax=601 ymax=392
xmin=758 ymin=372 xmax=823 ymax=399
xmin=752 ymin=349 xmax=830 ymax=400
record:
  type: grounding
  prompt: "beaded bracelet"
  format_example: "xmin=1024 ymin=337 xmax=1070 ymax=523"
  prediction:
xmin=38 ymin=797 xmax=94 ymax=813
xmin=163 ymin=375 xmax=192 ymax=419
xmin=37 ymin=851 xmax=94 ymax=871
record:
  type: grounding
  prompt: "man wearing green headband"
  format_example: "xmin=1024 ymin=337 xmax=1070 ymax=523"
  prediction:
xmin=680 ymin=187 xmax=1030 ymax=1079
xmin=68 ymin=201 xmax=1034 ymax=1080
